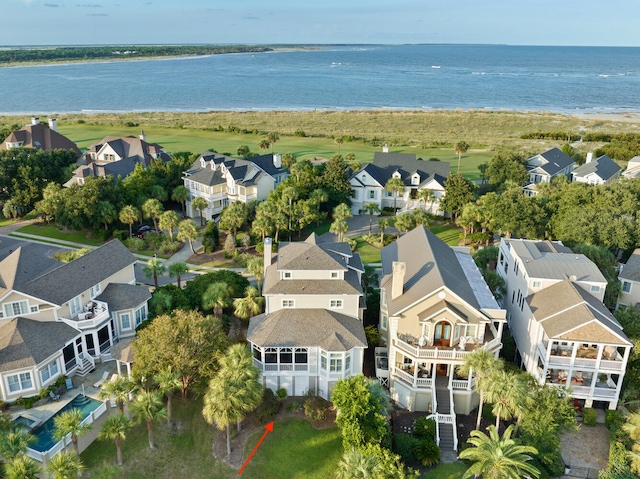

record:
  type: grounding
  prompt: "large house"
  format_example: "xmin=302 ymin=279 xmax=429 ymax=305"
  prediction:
xmin=497 ymin=239 xmax=631 ymax=409
xmin=571 ymin=154 xmax=621 ymax=185
xmin=349 ymin=152 xmax=450 ymax=216
xmin=182 ymin=151 xmax=288 ymax=220
xmin=622 ymin=156 xmax=640 ymax=179
xmin=617 ymin=248 xmax=640 ymax=310
xmin=523 ymin=148 xmax=574 ymax=196
xmin=1 ymin=117 xmax=81 ymax=157
xmin=64 ymin=133 xmax=170 ymax=186
xmin=0 ymin=239 xmax=150 ymax=402
xmin=377 ymin=226 xmax=505 ymax=451
xmin=247 ymin=234 xmax=367 ymax=400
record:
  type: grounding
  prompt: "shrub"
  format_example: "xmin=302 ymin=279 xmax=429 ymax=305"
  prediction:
xmin=364 ymin=325 xmax=381 ymax=347
xmin=392 ymin=433 xmax=419 ymax=462
xmin=0 ymin=401 xmax=8 ymax=412
xmin=304 ymin=396 xmax=330 ymax=422
xmin=276 ymin=388 xmax=287 ymax=401
xmin=606 ymin=410 xmax=624 ymax=431
xmin=234 ymin=253 xmax=253 ymax=268
xmin=53 ymin=248 xmax=91 ymax=263
xmin=159 ymin=239 xmax=182 ymax=254
xmin=413 ymin=416 xmax=436 ymax=440
xmin=294 ymin=130 xmax=306 ymax=137
xmin=112 ymin=229 xmax=128 ymax=241
xmin=124 ymin=237 xmax=145 ymax=251
xmin=223 ymin=234 xmax=236 ymax=256
xmin=92 ymin=228 xmax=111 ymax=241
xmin=285 ymin=401 xmax=300 ymax=413
xmin=255 ymin=241 xmax=264 ymax=253
xmin=583 ymin=407 xmax=597 ymax=426
xmin=254 ymin=388 xmax=281 ymax=423
xmin=202 ymin=221 xmax=219 ymax=253
xmin=144 ymin=231 xmax=164 ymax=250
xmin=608 ymin=440 xmax=628 ymax=469
xmin=413 ymin=439 xmax=440 ymax=466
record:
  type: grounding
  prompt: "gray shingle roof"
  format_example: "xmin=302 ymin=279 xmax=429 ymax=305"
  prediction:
xmin=0 ymin=245 xmax=62 ymax=298
xmin=263 ymin=268 xmax=362 ymax=296
xmin=356 ymin=153 xmax=450 ymax=189
xmin=247 ymin=309 xmax=366 ymax=350
xmin=0 ymin=318 xmax=80 ymax=372
xmin=96 ymin=283 xmax=151 ymax=312
xmin=508 ymin=239 xmax=605 ymax=283
xmin=526 ymin=148 xmax=574 ymax=176
xmin=87 ymin=136 xmax=169 ymax=165
xmin=276 ymin=240 xmax=347 ymax=272
xmin=619 ymin=248 xmax=640 ymax=282
xmin=572 ymin=155 xmax=621 ymax=181
xmin=111 ymin=337 xmax=135 ymax=363
xmin=380 ymin=226 xmax=485 ymax=315
xmin=20 ymin=240 xmax=136 ymax=306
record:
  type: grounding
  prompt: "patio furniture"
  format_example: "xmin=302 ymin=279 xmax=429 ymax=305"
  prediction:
xmin=65 ymin=378 xmax=74 ymax=390
xmin=557 ymin=370 xmax=568 ymax=383
xmin=93 ymin=371 xmax=109 ymax=388
xmin=575 ymin=371 xmax=584 ymax=383
xmin=49 ymin=391 xmax=60 ymax=401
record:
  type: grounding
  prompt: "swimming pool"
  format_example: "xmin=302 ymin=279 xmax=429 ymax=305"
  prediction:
xmin=29 ymin=395 xmax=102 ymax=453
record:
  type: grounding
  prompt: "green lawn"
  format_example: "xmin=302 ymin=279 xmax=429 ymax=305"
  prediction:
xmin=422 ymin=462 xmax=467 ymax=479
xmin=241 ymin=418 xmax=343 ymax=479
xmin=81 ymin=398 xmax=235 ymax=479
xmin=353 ymin=236 xmax=382 ymax=264
xmin=15 ymin=224 xmax=103 ymax=246
xmin=430 ymin=224 xmax=461 ymax=246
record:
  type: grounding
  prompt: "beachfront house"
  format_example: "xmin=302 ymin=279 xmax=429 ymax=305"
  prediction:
xmin=377 ymin=226 xmax=505 ymax=451
xmin=1 ymin=117 xmax=81 ymax=157
xmin=0 ymin=240 xmax=150 ymax=402
xmin=571 ymin=153 xmax=621 ymax=185
xmin=182 ymin=151 xmax=288 ymax=221
xmin=497 ymin=238 xmax=631 ymax=409
xmin=247 ymin=234 xmax=367 ymax=400
xmin=349 ymin=152 xmax=449 ymax=216
xmin=523 ymin=147 xmax=574 ymax=196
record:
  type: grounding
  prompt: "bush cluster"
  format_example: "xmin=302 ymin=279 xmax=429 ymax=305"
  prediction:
xmin=303 ymin=396 xmax=330 ymax=422
xmin=583 ymin=407 xmax=597 ymax=426
xmin=254 ymin=388 xmax=281 ymax=423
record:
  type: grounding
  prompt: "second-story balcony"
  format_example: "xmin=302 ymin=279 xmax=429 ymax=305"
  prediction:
xmin=539 ymin=343 xmax=625 ymax=372
xmin=393 ymin=330 xmax=501 ymax=362
xmin=68 ymin=300 xmax=110 ymax=330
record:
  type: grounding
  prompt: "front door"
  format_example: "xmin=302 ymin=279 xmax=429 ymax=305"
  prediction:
xmin=433 ymin=321 xmax=451 ymax=347
xmin=436 ymin=364 xmax=448 ymax=376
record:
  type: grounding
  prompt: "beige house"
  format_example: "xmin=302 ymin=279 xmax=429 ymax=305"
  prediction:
xmin=183 ymin=152 xmax=288 ymax=220
xmin=247 ymin=234 xmax=366 ymax=400
xmin=498 ymin=239 xmax=631 ymax=409
xmin=618 ymin=248 xmax=640 ymax=310
xmin=1 ymin=117 xmax=81 ymax=157
xmin=0 ymin=240 xmax=150 ymax=402
xmin=378 ymin=226 xmax=505 ymax=451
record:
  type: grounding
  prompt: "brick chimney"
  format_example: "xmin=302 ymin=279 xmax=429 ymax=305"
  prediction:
xmin=391 ymin=261 xmax=406 ymax=300
xmin=264 ymin=238 xmax=273 ymax=275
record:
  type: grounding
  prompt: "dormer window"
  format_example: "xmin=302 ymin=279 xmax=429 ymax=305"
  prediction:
xmin=393 ymin=172 xmax=401 ymax=179
xmin=330 ymin=272 xmax=339 ymax=279
xmin=412 ymin=175 xmax=420 ymax=185
xmin=200 ymin=158 xmax=206 ymax=167
xmin=282 ymin=271 xmax=292 ymax=279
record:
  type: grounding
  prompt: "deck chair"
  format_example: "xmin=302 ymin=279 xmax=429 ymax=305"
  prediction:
xmin=49 ymin=391 xmax=60 ymax=401
xmin=65 ymin=378 xmax=74 ymax=390
xmin=93 ymin=371 xmax=109 ymax=388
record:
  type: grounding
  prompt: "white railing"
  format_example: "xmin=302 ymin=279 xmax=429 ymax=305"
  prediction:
xmin=600 ymin=360 xmax=624 ymax=371
xmin=255 ymin=360 xmax=310 ymax=373
xmin=394 ymin=368 xmax=433 ymax=388
xmin=452 ymin=379 xmax=471 ymax=390
xmin=394 ymin=339 xmax=470 ymax=360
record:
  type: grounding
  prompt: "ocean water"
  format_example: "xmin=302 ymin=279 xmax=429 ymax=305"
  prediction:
xmin=0 ymin=44 xmax=639 ymax=114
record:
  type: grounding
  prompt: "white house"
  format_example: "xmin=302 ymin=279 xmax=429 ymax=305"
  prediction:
xmin=377 ymin=226 xmax=506 ymax=451
xmin=617 ymin=248 xmax=640 ymax=310
xmin=0 ymin=240 xmax=150 ymax=402
xmin=183 ymin=152 xmax=288 ymax=220
xmin=572 ymin=154 xmax=621 ymax=185
xmin=622 ymin=156 xmax=640 ymax=179
xmin=349 ymin=152 xmax=449 ymax=216
xmin=523 ymin=148 xmax=574 ymax=196
xmin=497 ymin=238 xmax=631 ymax=409
xmin=247 ymin=234 xmax=366 ymax=400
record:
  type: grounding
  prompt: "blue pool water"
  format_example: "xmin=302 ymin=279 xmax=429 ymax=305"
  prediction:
xmin=29 ymin=395 xmax=102 ymax=453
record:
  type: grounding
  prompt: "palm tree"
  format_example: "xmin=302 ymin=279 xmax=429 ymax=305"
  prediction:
xmin=335 ymin=136 xmax=344 ymax=155
xmin=99 ymin=375 xmax=133 ymax=414
xmin=129 ymin=391 xmax=167 ymax=449
xmin=627 ymin=443 xmax=640 ymax=475
xmin=98 ymin=413 xmax=131 ymax=466
xmin=177 ymin=219 xmax=199 ymax=255
xmin=233 ymin=286 xmax=264 ymax=321
xmin=267 ymin=132 xmax=279 ymax=152
xmin=417 ymin=189 xmax=437 ymax=213
xmin=457 ymin=348 xmax=502 ymax=431
xmin=393 ymin=213 xmax=413 ymax=235
xmin=362 ymin=202 xmax=380 ymax=234
xmin=167 ymin=261 xmax=189 ymax=288
xmin=53 ymin=408 xmax=92 ymax=456
xmin=202 ymin=282 xmax=233 ymax=318
xmin=246 ymin=257 xmax=265 ymax=295
xmin=155 ymin=367 xmax=182 ymax=429
xmin=4 ymin=454 xmax=41 ymax=479
xmin=0 ymin=429 xmax=35 ymax=460
xmin=46 ymin=450 xmax=85 ymax=479
xmin=410 ymin=208 xmax=429 ymax=228
xmin=485 ymin=370 xmax=528 ymax=430
xmin=281 ymin=186 xmax=299 ymax=233
xmin=258 ymin=139 xmax=270 ymax=151
xmin=97 ymin=201 xmax=117 ymax=230
xmin=459 ymin=425 xmax=540 ymax=479
xmin=252 ymin=215 xmax=273 ymax=243
xmin=142 ymin=198 xmax=164 ymax=232
xmin=142 ymin=258 xmax=167 ymax=289
xmin=191 ymin=196 xmax=209 ymax=226
xmin=159 ymin=210 xmax=180 ymax=241
xmin=119 ymin=205 xmax=139 ymax=238
xmin=378 ymin=218 xmax=389 ymax=244
xmin=455 ymin=141 xmax=470 ymax=174
xmin=330 ymin=203 xmax=353 ymax=242
xmin=171 ymin=185 xmax=189 ymax=217
xmin=220 ymin=201 xmax=248 ymax=243
xmin=335 ymin=447 xmax=381 ymax=479
xmin=384 ymin=177 xmax=405 ymax=215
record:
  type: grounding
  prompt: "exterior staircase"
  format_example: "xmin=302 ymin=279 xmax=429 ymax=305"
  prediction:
xmin=73 ymin=355 xmax=95 ymax=378
xmin=434 ymin=376 xmax=457 ymax=454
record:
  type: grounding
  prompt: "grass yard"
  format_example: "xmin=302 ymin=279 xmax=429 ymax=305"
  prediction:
xmin=81 ymin=398 xmax=235 ymax=479
xmin=430 ymin=223 xmax=461 ymax=246
xmin=353 ymin=236 xmax=382 ymax=264
xmin=422 ymin=462 xmax=467 ymax=479
xmin=240 ymin=418 xmax=343 ymax=479
xmin=15 ymin=224 xmax=103 ymax=246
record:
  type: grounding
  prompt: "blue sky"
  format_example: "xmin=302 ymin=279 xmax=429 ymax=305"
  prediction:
xmin=3 ymin=0 xmax=639 ymax=47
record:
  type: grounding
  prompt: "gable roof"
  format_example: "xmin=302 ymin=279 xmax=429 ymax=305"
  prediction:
xmin=247 ymin=309 xmax=366 ymax=351
xmin=276 ymin=237 xmax=348 ymax=272
xmin=380 ymin=226 xmax=500 ymax=316
xmin=619 ymin=248 xmax=640 ymax=282
xmin=1 ymin=123 xmax=81 ymax=156
xmin=0 ymin=318 xmax=80 ymax=372
xmin=184 ymin=151 xmax=286 ymax=187
xmin=0 ymin=246 xmax=62 ymax=300
xmin=507 ymin=239 xmax=605 ymax=283
xmin=96 ymin=283 xmax=151 ymax=312
xmin=527 ymin=280 xmax=630 ymax=345
xmin=526 ymin=148 xmax=574 ymax=176
xmin=623 ymin=156 xmax=640 ymax=178
xmin=572 ymin=155 xmax=621 ymax=181
xmin=19 ymin=240 xmax=136 ymax=306
xmin=87 ymin=136 xmax=169 ymax=165
xmin=354 ymin=153 xmax=450 ymax=190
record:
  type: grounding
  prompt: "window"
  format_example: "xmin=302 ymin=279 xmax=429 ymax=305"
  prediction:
xmin=368 ymin=190 xmax=376 ymax=199
xmin=90 ymin=283 xmax=101 ymax=299
xmin=345 ymin=354 xmax=351 ymax=371
xmin=69 ymin=295 xmax=82 ymax=317
xmin=283 ymin=271 xmax=292 ymax=279
xmin=330 ymin=299 xmax=343 ymax=309
xmin=590 ymin=285 xmax=601 ymax=293
xmin=135 ymin=306 xmax=147 ymax=327
xmin=253 ymin=346 xmax=262 ymax=361
xmin=120 ymin=313 xmax=131 ymax=330
xmin=320 ymin=352 xmax=327 ymax=371
xmin=514 ymin=261 xmax=519 ymax=276
xmin=386 ymin=191 xmax=393 ymax=197
xmin=281 ymin=299 xmax=295 ymax=308
xmin=29 ymin=305 xmax=38 ymax=313
xmin=622 ymin=281 xmax=632 ymax=294
xmin=3 ymin=300 xmax=28 ymax=318
xmin=381 ymin=290 xmax=387 ymax=307
xmin=330 ymin=354 xmax=343 ymax=372
xmin=295 ymin=348 xmax=308 ymax=363
xmin=7 ymin=372 xmax=33 ymax=393
xmin=331 ymin=271 xmax=339 ymax=279
xmin=280 ymin=348 xmax=293 ymax=363
xmin=381 ymin=315 xmax=388 ymax=331
xmin=265 ymin=348 xmax=277 ymax=363
xmin=40 ymin=360 xmax=59 ymax=384
xmin=532 ymin=280 xmax=542 ymax=288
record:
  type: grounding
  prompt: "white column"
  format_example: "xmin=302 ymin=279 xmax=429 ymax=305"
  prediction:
xmin=116 ymin=360 xmax=122 ymax=376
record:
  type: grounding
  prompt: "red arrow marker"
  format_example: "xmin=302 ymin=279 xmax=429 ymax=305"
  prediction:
xmin=238 ymin=422 xmax=274 ymax=475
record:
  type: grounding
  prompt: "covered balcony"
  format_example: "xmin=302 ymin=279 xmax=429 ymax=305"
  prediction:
xmin=539 ymin=339 xmax=627 ymax=373
xmin=392 ymin=352 xmax=476 ymax=391
xmin=543 ymin=367 xmax=620 ymax=401
xmin=71 ymin=300 xmax=110 ymax=330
